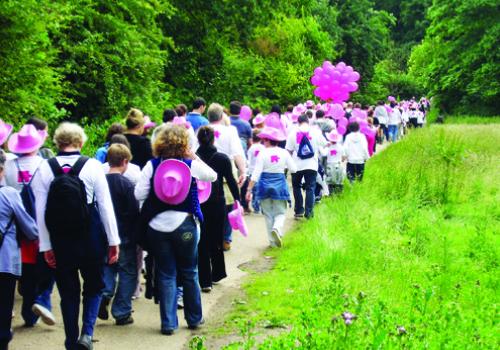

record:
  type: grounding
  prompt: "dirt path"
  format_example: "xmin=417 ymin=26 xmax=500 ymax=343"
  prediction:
xmin=11 ymin=142 xmax=390 ymax=349
xmin=11 ymin=209 xmax=295 ymax=350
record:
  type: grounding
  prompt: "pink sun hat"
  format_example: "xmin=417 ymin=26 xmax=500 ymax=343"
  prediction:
xmin=258 ymin=126 xmax=286 ymax=142
xmin=326 ymin=131 xmax=341 ymax=142
xmin=8 ymin=124 xmax=47 ymax=154
xmin=253 ymin=113 xmax=266 ymax=126
xmin=239 ymin=105 xmax=252 ymax=121
xmin=0 ymin=120 xmax=13 ymax=145
xmin=264 ymin=112 xmax=287 ymax=134
xmin=196 ymin=180 xmax=212 ymax=204
xmin=305 ymin=100 xmax=314 ymax=108
xmin=228 ymin=201 xmax=248 ymax=237
xmin=153 ymin=159 xmax=192 ymax=205
xmin=143 ymin=116 xmax=157 ymax=130
xmin=172 ymin=116 xmax=191 ymax=129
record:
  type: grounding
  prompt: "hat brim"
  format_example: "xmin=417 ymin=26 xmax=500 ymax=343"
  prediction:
xmin=153 ymin=159 xmax=192 ymax=205
xmin=0 ymin=124 xmax=13 ymax=145
xmin=228 ymin=201 xmax=248 ymax=237
xmin=7 ymin=130 xmax=46 ymax=154
xmin=327 ymin=134 xmax=341 ymax=142
xmin=197 ymin=180 xmax=212 ymax=204
xmin=258 ymin=132 xmax=285 ymax=142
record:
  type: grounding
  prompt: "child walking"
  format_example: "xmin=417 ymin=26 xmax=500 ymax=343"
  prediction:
xmin=322 ymin=130 xmax=345 ymax=194
xmin=246 ymin=127 xmax=296 ymax=248
xmin=246 ymin=130 xmax=265 ymax=213
xmin=343 ymin=122 xmax=370 ymax=182
xmin=99 ymin=144 xmax=140 ymax=325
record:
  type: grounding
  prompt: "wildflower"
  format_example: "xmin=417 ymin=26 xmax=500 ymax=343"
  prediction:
xmin=397 ymin=326 xmax=407 ymax=335
xmin=341 ymin=311 xmax=356 ymax=326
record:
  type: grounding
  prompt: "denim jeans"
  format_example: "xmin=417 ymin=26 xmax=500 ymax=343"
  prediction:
xmin=54 ymin=264 xmax=104 ymax=350
xmin=346 ymin=163 xmax=365 ymax=182
xmin=388 ymin=125 xmax=399 ymax=142
xmin=291 ymin=169 xmax=317 ymax=218
xmin=223 ymin=205 xmax=233 ymax=243
xmin=260 ymin=199 xmax=287 ymax=246
xmin=251 ymin=185 xmax=260 ymax=213
xmin=147 ymin=217 xmax=202 ymax=331
xmin=102 ymin=244 xmax=138 ymax=320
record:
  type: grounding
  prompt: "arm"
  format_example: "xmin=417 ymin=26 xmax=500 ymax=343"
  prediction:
xmin=32 ymin=163 xmax=52 ymax=252
xmin=8 ymin=189 xmax=38 ymax=241
xmin=192 ymin=158 xmax=217 ymax=182
xmin=285 ymin=151 xmax=297 ymax=174
xmin=135 ymin=161 xmax=153 ymax=202
xmin=222 ymin=156 xmax=240 ymax=202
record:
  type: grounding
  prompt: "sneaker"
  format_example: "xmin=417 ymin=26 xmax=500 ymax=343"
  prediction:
xmin=223 ymin=241 xmax=231 ymax=251
xmin=271 ymin=229 xmax=282 ymax=248
xmin=188 ymin=318 xmax=205 ymax=330
xmin=201 ymin=286 xmax=212 ymax=293
xmin=161 ymin=328 xmax=174 ymax=336
xmin=76 ymin=334 xmax=93 ymax=350
xmin=177 ymin=296 xmax=184 ymax=310
xmin=115 ymin=315 xmax=134 ymax=326
xmin=31 ymin=304 xmax=56 ymax=326
xmin=294 ymin=213 xmax=304 ymax=219
xmin=98 ymin=298 xmax=110 ymax=320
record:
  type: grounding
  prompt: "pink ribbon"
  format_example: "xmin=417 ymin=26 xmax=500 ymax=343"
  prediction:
xmin=296 ymin=132 xmax=311 ymax=144
xmin=270 ymin=155 xmax=280 ymax=163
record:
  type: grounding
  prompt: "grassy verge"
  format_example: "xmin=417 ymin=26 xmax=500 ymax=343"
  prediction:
xmin=443 ymin=115 xmax=500 ymax=124
xmin=217 ymin=125 xmax=499 ymax=349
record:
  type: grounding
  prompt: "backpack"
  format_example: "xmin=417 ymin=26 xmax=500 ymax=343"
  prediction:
xmin=297 ymin=133 xmax=315 ymax=160
xmin=45 ymin=157 xmax=91 ymax=238
xmin=15 ymin=159 xmax=40 ymax=221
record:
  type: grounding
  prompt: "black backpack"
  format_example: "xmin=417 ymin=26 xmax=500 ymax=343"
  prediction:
xmin=45 ymin=157 xmax=91 ymax=238
xmin=15 ymin=159 xmax=40 ymax=221
xmin=297 ymin=133 xmax=315 ymax=160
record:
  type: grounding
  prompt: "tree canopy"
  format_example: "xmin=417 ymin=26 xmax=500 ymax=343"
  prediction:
xmin=0 ymin=0 xmax=498 ymax=123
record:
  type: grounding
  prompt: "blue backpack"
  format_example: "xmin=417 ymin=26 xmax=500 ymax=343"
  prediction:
xmin=297 ymin=133 xmax=315 ymax=160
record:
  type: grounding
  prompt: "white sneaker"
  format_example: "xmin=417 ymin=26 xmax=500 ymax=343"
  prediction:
xmin=32 ymin=304 xmax=56 ymax=326
xmin=271 ymin=229 xmax=282 ymax=248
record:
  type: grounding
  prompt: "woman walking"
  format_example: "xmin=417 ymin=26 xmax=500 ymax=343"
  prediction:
xmin=135 ymin=125 xmax=216 ymax=335
xmin=196 ymin=126 xmax=240 ymax=292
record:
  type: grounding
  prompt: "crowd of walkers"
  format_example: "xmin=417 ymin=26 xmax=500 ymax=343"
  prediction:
xmin=0 ymin=95 xmax=428 ymax=349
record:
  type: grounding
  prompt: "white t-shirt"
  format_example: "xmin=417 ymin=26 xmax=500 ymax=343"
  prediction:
xmin=4 ymin=155 xmax=44 ymax=191
xmin=247 ymin=143 xmax=265 ymax=175
xmin=374 ymin=106 xmax=388 ymax=125
xmin=322 ymin=143 xmax=344 ymax=164
xmin=32 ymin=155 xmax=121 ymax=252
xmin=285 ymin=124 xmax=327 ymax=172
xmin=388 ymin=109 xmax=402 ymax=125
xmin=102 ymin=162 xmax=141 ymax=185
xmin=210 ymin=123 xmax=245 ymax=160
xmin=251 ymin=147 xmax=296 ymax=182
xmin=342 ymin=132 xmax=369 ymax=164
xmin=134 ymin=158 xmax=217 ymax=233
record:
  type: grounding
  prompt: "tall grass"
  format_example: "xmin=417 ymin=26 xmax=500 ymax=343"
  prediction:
xmin=223 ymin=125 xmax=500 ymax=349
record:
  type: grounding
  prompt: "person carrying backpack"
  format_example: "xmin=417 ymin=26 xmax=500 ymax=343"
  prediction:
xmin=0 ymin=149 xmax=39 ymax=350
xmin=32 ymin=123 xmax=120 ymax=350
xmin=285 ymin=114 xmax=327 ymax=219
xmin=4 ymin=124 xmax=57 ymax=327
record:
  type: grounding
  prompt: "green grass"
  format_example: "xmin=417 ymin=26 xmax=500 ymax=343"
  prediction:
xmin=443 ymin=115 xmax=500 ymax=124
xmin=220 ymin=125 xmax=500 ymax=349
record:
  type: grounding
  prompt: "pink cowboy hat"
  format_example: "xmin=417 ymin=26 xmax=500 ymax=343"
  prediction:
xmin=253 ymin=114 xmax=266 ymax=126
xmin=387 ymin=96 xmax=396 ymax=102
xmin=8 ymin=124 xmax=47 ymax=154
xmin=239 ymin=105 xmax=252 ymax=121
xmin=264 ymin=113 xmax=287 ymax=134
xmin=0 ymin=120 xmax=13 ymax=145
xmin=326 ymin=131 xmax=341 ymax=142
xmin=196 ymin=180 xmax=212 ymax=204
xmin=153 ymin=159 xmax=192 ymax=205
xmin=172 ymin=116 xmax=191 ymax=129
xmin=305 ymin=100 xmax=314 ymax=108
xmin=258 ymin=126 xmax=286 ymax=142
xmin=144 ymin=116 xmax=157 ymax=129
xmin=228 ymin=201 xmax=248 ymax=237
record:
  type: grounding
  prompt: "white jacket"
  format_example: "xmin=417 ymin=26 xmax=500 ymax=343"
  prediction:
xmin=343 ymin=132 xmax=369 ymax=164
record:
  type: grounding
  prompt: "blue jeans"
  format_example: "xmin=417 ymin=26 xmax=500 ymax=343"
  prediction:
xmin=102 ymin=244 xmax=138 ymax=320
xmin=224 ymin=205 xmax=233 ymax=242
xmin=55 ymin=264 xmax=104 ymax=350
xmin=251 ymin=185 xmax=260 ymax=212
xmin=147 ymin=217 xmax=202 ymax=331
xmin=388 ymin=125 xmax=398 ymax=142
xmin=291 ymin=169 xmax=317 ymax=218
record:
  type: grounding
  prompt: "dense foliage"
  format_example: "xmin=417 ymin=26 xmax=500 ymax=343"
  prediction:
xmin=1 ymin=0 xmax=498 ymax=125
xmin=213 ymin=125 xmax=499 ymax=349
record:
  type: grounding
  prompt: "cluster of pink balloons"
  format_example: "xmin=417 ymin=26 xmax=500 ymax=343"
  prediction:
xmin=311 ymin=61 xmax=360 ymax=103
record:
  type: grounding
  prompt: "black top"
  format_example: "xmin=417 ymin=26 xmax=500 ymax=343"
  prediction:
xmin=106 ymin=173 xmax=139 ymax=245
xmin=125 ymin=133 xmax=153 ymax=169
xmin=196 ymin=145 xmax=240 ymax=203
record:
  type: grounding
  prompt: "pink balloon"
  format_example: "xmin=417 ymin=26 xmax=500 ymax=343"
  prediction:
xmin=345 ymin=66 xmax=354 ymax=73
xmin=320 ymin=74 xmax=331 ymax=84
xmin=322 ymin=61 xmax=333 ymax=70
xmin=347 ymin=82 xmax=358 ymax=92
xmin=311 ymin=75 xmax=320 ymax=86
xmin=337 ymin=117 xmax=348 ymax=127
xmin=240 ymin=105 xmax=252 ymax=121
xmin=352 ymin=108 xmax=367 ymax=119
xmin=330 ymin=104 xmax=345 ymax=120
xmin=314 ymin=67 xmax=323 ymax=76
xmin=337 ymin=125 xmax=347 ymax=135
xmin=340 ymin=84 xmax=349 ymax=92
xmin=331 ymin=70 xmax=341 ymax=80
xmin=313 ymin=87 xmax=323 ymax=98
xmin=350 ymin=72 xmax=360 ymax=82
xmin=325 ymin=66 xmax=335 ymax=76
xmin=336 ymin=62 xmax=346 ymax=70
xmin=341 ymin=73 xmax=350 ymax=83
